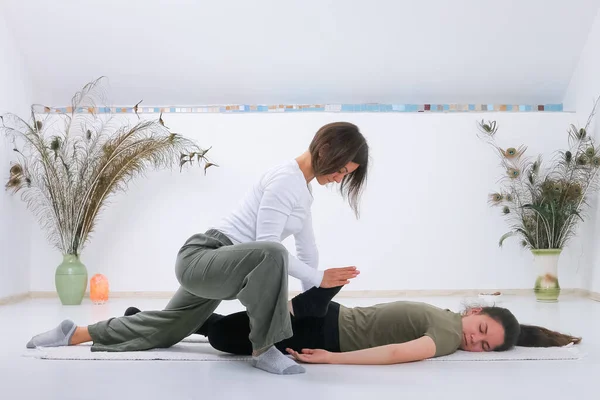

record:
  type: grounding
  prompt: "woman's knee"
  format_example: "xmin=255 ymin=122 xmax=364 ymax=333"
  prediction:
xmin=257 ymin=242 xmax=288 ymax=267
xmin=207 ymin=331 xmax=226 ymax=352
xmin=207 ymin=324 xmax=252 ymax=355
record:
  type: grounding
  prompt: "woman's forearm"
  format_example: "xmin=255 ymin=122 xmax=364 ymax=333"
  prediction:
xmin=329 ymin=345 xmax=400 ymax=365
xmin=328 ymin=337 xmax=437 ymax=365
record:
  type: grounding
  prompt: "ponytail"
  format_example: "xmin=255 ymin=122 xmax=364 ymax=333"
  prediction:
xmin=517 ymin=324 xmax=582 ymax=347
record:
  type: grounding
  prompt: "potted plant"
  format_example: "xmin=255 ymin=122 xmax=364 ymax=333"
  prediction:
xmin=2 ymin=77 xmax=216 ymax=305
xmin=476 ymin=99 xmax=600 ymax=302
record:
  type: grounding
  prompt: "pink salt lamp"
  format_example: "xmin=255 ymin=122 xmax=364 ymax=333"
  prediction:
xmin=90 ymin=274 xmax=109 ymax=304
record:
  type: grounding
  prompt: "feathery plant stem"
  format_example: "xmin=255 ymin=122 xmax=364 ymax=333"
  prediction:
xmin=2 ymin=77 xmax=216 ymax=257
xmin=477 ymin=97 xmax=600 ymax=250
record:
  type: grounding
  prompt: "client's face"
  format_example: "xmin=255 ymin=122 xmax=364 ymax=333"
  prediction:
xmin=460 ymin=309 xmax=505 ymax=352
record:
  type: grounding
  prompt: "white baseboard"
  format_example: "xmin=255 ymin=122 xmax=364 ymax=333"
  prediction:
xmin=2 ymin=288 xmax=596 ymax=305
xmin=28 ymin=289 xmax=528 ymax=299
xmin=23 ymin=287 xmax=594 ymax=299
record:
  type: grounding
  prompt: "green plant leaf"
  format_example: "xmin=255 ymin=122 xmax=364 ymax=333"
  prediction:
xmin=499 ymin=232 xmax=515 ymax=247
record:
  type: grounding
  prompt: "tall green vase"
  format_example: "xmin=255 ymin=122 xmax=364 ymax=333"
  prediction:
xmin=55 ymin=254 xmax=88 ymax=305
xmin=532 ymin=249 xmax=561 ymax=302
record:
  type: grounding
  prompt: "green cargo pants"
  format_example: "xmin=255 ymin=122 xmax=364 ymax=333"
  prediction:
xmin=88 ymin=229 xmax=293 ymax=352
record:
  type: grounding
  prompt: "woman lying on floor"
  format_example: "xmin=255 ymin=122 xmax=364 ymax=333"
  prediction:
xmin=124 ymin=286 xmax=582 ymax=365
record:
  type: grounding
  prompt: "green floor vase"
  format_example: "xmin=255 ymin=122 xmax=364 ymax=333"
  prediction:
xmin=55 ymin=254 xmax=88 ymax=305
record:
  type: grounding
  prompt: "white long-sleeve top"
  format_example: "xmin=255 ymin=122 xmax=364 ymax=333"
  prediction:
xmin=212 ymin=160 xmax=323 ymax=291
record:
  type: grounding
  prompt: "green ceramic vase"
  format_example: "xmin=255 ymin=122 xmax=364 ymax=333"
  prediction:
xmin=55 ymin=254 xmax=88 ymax=305
xmin=532 ymin=249 xmax=561 ymax=302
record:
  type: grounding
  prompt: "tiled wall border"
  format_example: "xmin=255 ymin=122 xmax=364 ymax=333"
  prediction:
xmin=35 ymin=103 xmax=564 ymax=114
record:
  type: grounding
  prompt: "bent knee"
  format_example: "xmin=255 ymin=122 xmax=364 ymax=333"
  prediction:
xmin=257 ymin=242 xmax=288 ymax=262
xmin=207 ymin=333 xmax=226 ymax=353
xmin=207 ymin=331 xmax=251 ymax=356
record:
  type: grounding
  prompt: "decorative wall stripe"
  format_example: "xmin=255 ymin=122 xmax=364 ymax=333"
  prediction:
xmin=36 ymin=103 xmax=564 ymax=114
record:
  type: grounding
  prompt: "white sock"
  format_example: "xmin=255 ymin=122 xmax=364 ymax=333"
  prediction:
xmin=251 ymin=346 xmax=305 ymax=375
xmin=26 ymin=319 xmax=77 ymax=348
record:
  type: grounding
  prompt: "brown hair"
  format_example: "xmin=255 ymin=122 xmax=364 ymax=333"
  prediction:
xmin=478 ymin=306 xmax=582 ymax=351
xmin=517 ymin=324 xmax=582 ymax=347
xmin=478 ymin=306 xmax=520 ymax=351
xmin=309 ymin=122 xmax=369 ymax=217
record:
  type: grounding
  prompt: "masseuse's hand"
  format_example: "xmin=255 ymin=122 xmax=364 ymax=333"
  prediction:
xmin=320 ymin=266 xmax=359 ymax=288
xmin=286 ymin=348 xmax=332 ymax=364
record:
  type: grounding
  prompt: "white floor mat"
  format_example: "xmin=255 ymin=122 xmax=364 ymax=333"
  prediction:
xmin=23 ymin=337 xmax=250 ymax=362
xmin=429 ymin=343 xmax=583 ymax=361
xmin=22 ymin=337 xmax=583 ymax=362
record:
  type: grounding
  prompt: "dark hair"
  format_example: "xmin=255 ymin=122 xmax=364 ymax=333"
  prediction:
xmin=517 ymin=324 xmax=582 ymax=347
xmin=479 ymin=307 xmax=521 ymax=351
xmin=480 ymin=306 xmax=582 ymax=351
xmin=309 ymin=122 xmax=369 ymax=217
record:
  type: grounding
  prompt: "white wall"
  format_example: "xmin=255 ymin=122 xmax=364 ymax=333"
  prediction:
xmin=563 ymin=6 xmax=600 ymax=294
xmin=0 ymin=15 xmax=33 ymax=298
xmin=27 ymin=111 xmax=588 ymax=294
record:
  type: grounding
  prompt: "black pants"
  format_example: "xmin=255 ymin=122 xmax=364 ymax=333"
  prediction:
xmin=206 ymin=302 xmax=341 ymax=355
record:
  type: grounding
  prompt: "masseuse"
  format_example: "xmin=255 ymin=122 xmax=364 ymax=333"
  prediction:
xmin=26 ymin=122 xmax=370 ymax=376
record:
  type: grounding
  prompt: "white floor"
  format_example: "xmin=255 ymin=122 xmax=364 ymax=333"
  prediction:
xmin=1 ymin=294 xmax=598 ymax=400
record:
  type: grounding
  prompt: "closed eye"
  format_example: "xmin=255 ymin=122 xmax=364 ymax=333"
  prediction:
xmin=480 ymin=324 xmax=490 ymax=351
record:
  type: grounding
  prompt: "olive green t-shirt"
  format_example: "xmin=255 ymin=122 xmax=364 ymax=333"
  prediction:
xmin=337 ymin=301 xmax=463 ymax=357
